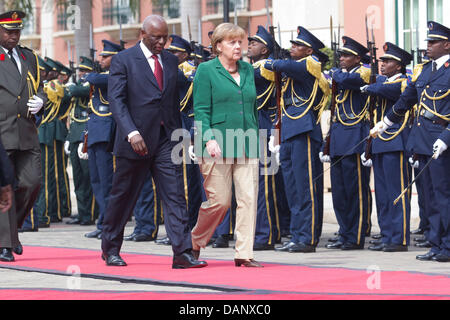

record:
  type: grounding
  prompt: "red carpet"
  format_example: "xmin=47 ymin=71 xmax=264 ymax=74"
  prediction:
xmin=1 ymin=245 xmax=449 ymax=300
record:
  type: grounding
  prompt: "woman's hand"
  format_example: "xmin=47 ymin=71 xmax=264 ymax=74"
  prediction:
xmin=206 ymin=140 xmax=222 ymax=158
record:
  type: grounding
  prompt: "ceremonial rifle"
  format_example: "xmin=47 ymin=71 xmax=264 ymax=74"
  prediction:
xmin=84 ymin=23 xmax=98 ymax=154
xmin=187 ymin=15 xmax=199 ymax=67
xmin=67 ymin=40 xmax=76 ymax=83
xmin=269 ymin=25 xmax=282 ymax=146
xmin=364 ymin=15 xmax=378 ymax=160
xmin=119 ymin=14 xmax=126 ymax=51
xmin=322 ymin=16 xmax=340 ymax=157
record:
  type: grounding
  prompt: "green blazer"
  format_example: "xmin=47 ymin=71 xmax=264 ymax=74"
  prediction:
xmin=193 ymin=57 xmax=258 ymax=159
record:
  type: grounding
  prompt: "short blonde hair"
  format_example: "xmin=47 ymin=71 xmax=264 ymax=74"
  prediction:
xmin=211 ymin=23 xmax=246 ymax=55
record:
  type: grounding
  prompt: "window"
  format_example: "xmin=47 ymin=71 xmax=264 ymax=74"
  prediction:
xmin=57 ymin=1 xmax=75 ymax=31
xmin=427 ymin=0 xmax=443 ymax=23
xmin=151 ymin=0 xmax=180 ymax=19
xmin=103 ymin=0 xmax=139 ymax=26
xmin=205 ymin=0 xmax=248 ymax=15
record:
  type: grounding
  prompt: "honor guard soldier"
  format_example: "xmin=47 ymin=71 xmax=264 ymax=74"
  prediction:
xmin=167 ymin=34 xmax=204 ymax=234
xmin=82 ymin=40 xmax=121 ymax=239
xmin=65 ymin=56 xmax=99 ymax=226
xmin=361 ymin=43 xmax=413 ymax=252
xmin=264 ymin=26 xmax=330 ymax=253
xmin=372 ymin=21 xmax=450 ymax=262
xmin=34 ymin=57 xmax=71 ymax=227
xmin=0 ymin=11 xmax=47 ymax=261
xmin=247 ymin=25 xmax=290 ymax=250
xmin=322 ymin=36 xmax=372 ymax=250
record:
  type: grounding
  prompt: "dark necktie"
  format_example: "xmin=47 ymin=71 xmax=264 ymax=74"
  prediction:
xmin=432 ymin=62 xmax=438 ymax=73
xmin=151 ymin=55 xmax=163 ymax=91
xmin=8 ymin=49 xmax=19 ymax=72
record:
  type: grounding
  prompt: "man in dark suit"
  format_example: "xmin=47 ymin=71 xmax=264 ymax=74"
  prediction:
xmin=101 ymin=15 xmax=207 ymax=269
xmin=0 ymin=11 xmax=46 ymax=261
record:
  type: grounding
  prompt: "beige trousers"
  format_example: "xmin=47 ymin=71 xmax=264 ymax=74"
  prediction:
xmin=191 ymin=158 xmax=259 ymax=259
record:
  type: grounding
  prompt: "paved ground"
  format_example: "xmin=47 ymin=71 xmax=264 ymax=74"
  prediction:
xmin=1 ymin=192 xmax=448 ymax=297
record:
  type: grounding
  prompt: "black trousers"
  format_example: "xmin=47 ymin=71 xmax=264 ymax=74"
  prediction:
xmin=101 ymin=127 xmax=192 ymax=256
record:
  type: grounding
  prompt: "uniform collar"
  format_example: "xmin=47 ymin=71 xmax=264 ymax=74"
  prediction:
xmin=433 ymin=54 xmax=450 ymax=70
xmin=387 ymin=73 xmax=403 ymax=82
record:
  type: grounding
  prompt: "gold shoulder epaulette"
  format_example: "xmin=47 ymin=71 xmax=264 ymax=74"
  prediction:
xmin=254 ymin=59 xmax=275 ymax=82
xmin=411 ymin=61 xmax=430 ymax=82
xmin=179 ymin=61 xmax=196 ymax=77
xmin=356 ymin=65 xmax=371 ymax=84
xmin=305 ymin=56 xmax=330 ymax=96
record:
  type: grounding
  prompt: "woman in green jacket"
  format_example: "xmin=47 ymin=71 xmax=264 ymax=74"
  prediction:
xmin=191 ymin=23 xmax=262 ymax=267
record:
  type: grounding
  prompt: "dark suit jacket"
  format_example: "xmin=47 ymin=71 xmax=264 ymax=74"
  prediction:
xmin=0 ymin=46 xmax=46 ymax=151
xmin=108 ymin=42 xmax=180 ymax=159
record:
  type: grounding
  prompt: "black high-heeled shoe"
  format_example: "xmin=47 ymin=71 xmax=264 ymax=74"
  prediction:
xmin=234 ymin=259 xmax=263 ymax=267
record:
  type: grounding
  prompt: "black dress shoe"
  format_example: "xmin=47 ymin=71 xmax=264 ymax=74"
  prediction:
xmin=0 ymin=248 xmax=14 ymax=262
xmin=275 ymin=241 xmax=296 ymax=252
xmin=102 ymin=253 xmax=127 ymax=266
xmin=371 ymin=233 xmax=382 ymax=240
xmin=414 ymin=241 xmax=432 ymax=248
xmin=341 ymin=243 xmax=364 ymax=250
xmin=66 ymin=218 xmax=81 ymax=225
xmin=431 ymin=253 xmax=450 ymax=262
xmin=326 ymin=241 xmax=343 ymax=249
xmin=13 ymin=244 xmax=23 ymax=255
xmin=416 ymin=251 xmax=437 ymax=261
xmin=50 ymin=217 xmax=62 ymax=223
xmin=124 ymin=232 xmax=138 ymax=241
xmin=133 ymin=234 xmax=156 ymax=242
xmin=288 ymin=242 xmax=316 ymax=253
xmin=414 ymin=236 xmax=426 ymax=242
xmin=328 ymin=236 xmax=339 ymax=243
xmin=172 ymin=252 xmax=208 ymax=269
xmin=18 ymin=226 xmax=38 ymax=232
xmin=253 ymin=243 xmax=275 ymax=251
xmin=383 ymin=244 xmax=408 ymax=252
xmin=80 ymin=220 xmax=95 ymax=226
xmin=369 ymin=239 xmax=382 ymax=245
xmin=411 ymin=228 xmax=424 ymax=235
xmin=85 ymin=229 xmax=102 ymax=238
xmin=212 ymin=235 xmax=229 ymax=248
xmin=155 ymin=236 xmax=172 ymax=245
xmin=368 ymin=243 xmax=385 ymax=251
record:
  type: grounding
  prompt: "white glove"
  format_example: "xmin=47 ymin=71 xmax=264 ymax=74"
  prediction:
xmin=370 ymin=116 xmax=393 ymax=138
xmin=360 ymin=152 xmax=373 ymax=167
xmin=64 ymin=141 xmax=70 ymax=155
xmin=432 ymin=139 xmax=448 ymax=159
xmin=319 ymin=151 xmax=331 ymax=163
xmin=275 ymin=151 xmax=280 ymax=166
xmin=27 ymin=95 xmax=44 ymax=115
xmin=268 ymin=135 xmax=280 ymax=154
xmin=188 ymin=145 xmax=197 ymax=162
xmin=408 ymin=156 xmax=419 ymax=169
xmin=77 ymin=143 xmax=88 ymax=160
xmin=360 ymin=85 xmax=369 ymax=93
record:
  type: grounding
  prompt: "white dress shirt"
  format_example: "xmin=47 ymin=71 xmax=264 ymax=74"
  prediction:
xmin=128 ymin=41 xmax=164 ymax=141
xmin=1 ymin=46 xmax=22 ymax=75
xmin=433 ymin=54 xmax=450 ymax=71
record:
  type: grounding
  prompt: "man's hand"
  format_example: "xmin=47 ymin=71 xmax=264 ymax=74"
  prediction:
xmin=319 ymin=151 xmax=331 ymax=163
xmin=432 ymin=139 xmax=448 ymax=159
xmin=360 ymin=152 xmax=373 ymax=167
xmin=409 ymin=155 xmax=419 ymax=169
xmin=0 ymin=185 xmax=12 ymax=213
xmin=27 ymin=95 xmax=44 ymax=115
xmin=268 ymin=135 xmax=280 ymax=154
xmin=64 ymin=141 xmax=70 ymax=155
xmin=206 ymin=140 xmax=221 ymax=158
xmin=370 ymin=116 xmax=393 ymax=138
xmin=130 ymin=134 xmax=148 ymax=156
xmin=188 ymin=145 xmax=197 ymax=162
xmin=77 ymin=143 xmax=88 ymax=160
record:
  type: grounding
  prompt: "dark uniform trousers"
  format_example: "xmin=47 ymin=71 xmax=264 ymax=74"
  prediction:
xmin=132 ymin=170 xmax=162 ymax=237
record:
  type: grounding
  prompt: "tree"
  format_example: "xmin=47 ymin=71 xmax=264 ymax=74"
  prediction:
xmin=1 ymin=0 xmax=33 ymax=15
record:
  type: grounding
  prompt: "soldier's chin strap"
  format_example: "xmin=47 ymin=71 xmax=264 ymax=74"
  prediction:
xmin=313 ymin=134 xmax=371 ymax=183
xmin=393 ymin=153 xmax=437 ymax=205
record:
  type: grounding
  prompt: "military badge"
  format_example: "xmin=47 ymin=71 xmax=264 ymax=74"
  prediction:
xmin=383 ymin=43 xmax=388 ymax=51
xmin=0 ymin=54 xmax=4 ymax=61
xmin=429 ymin=22 xmax=433 ymax=30
xmin=11 ymin=12 xmax=18 ymax=20
xmin=445 ymin=62 xmax=449 ymax=68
